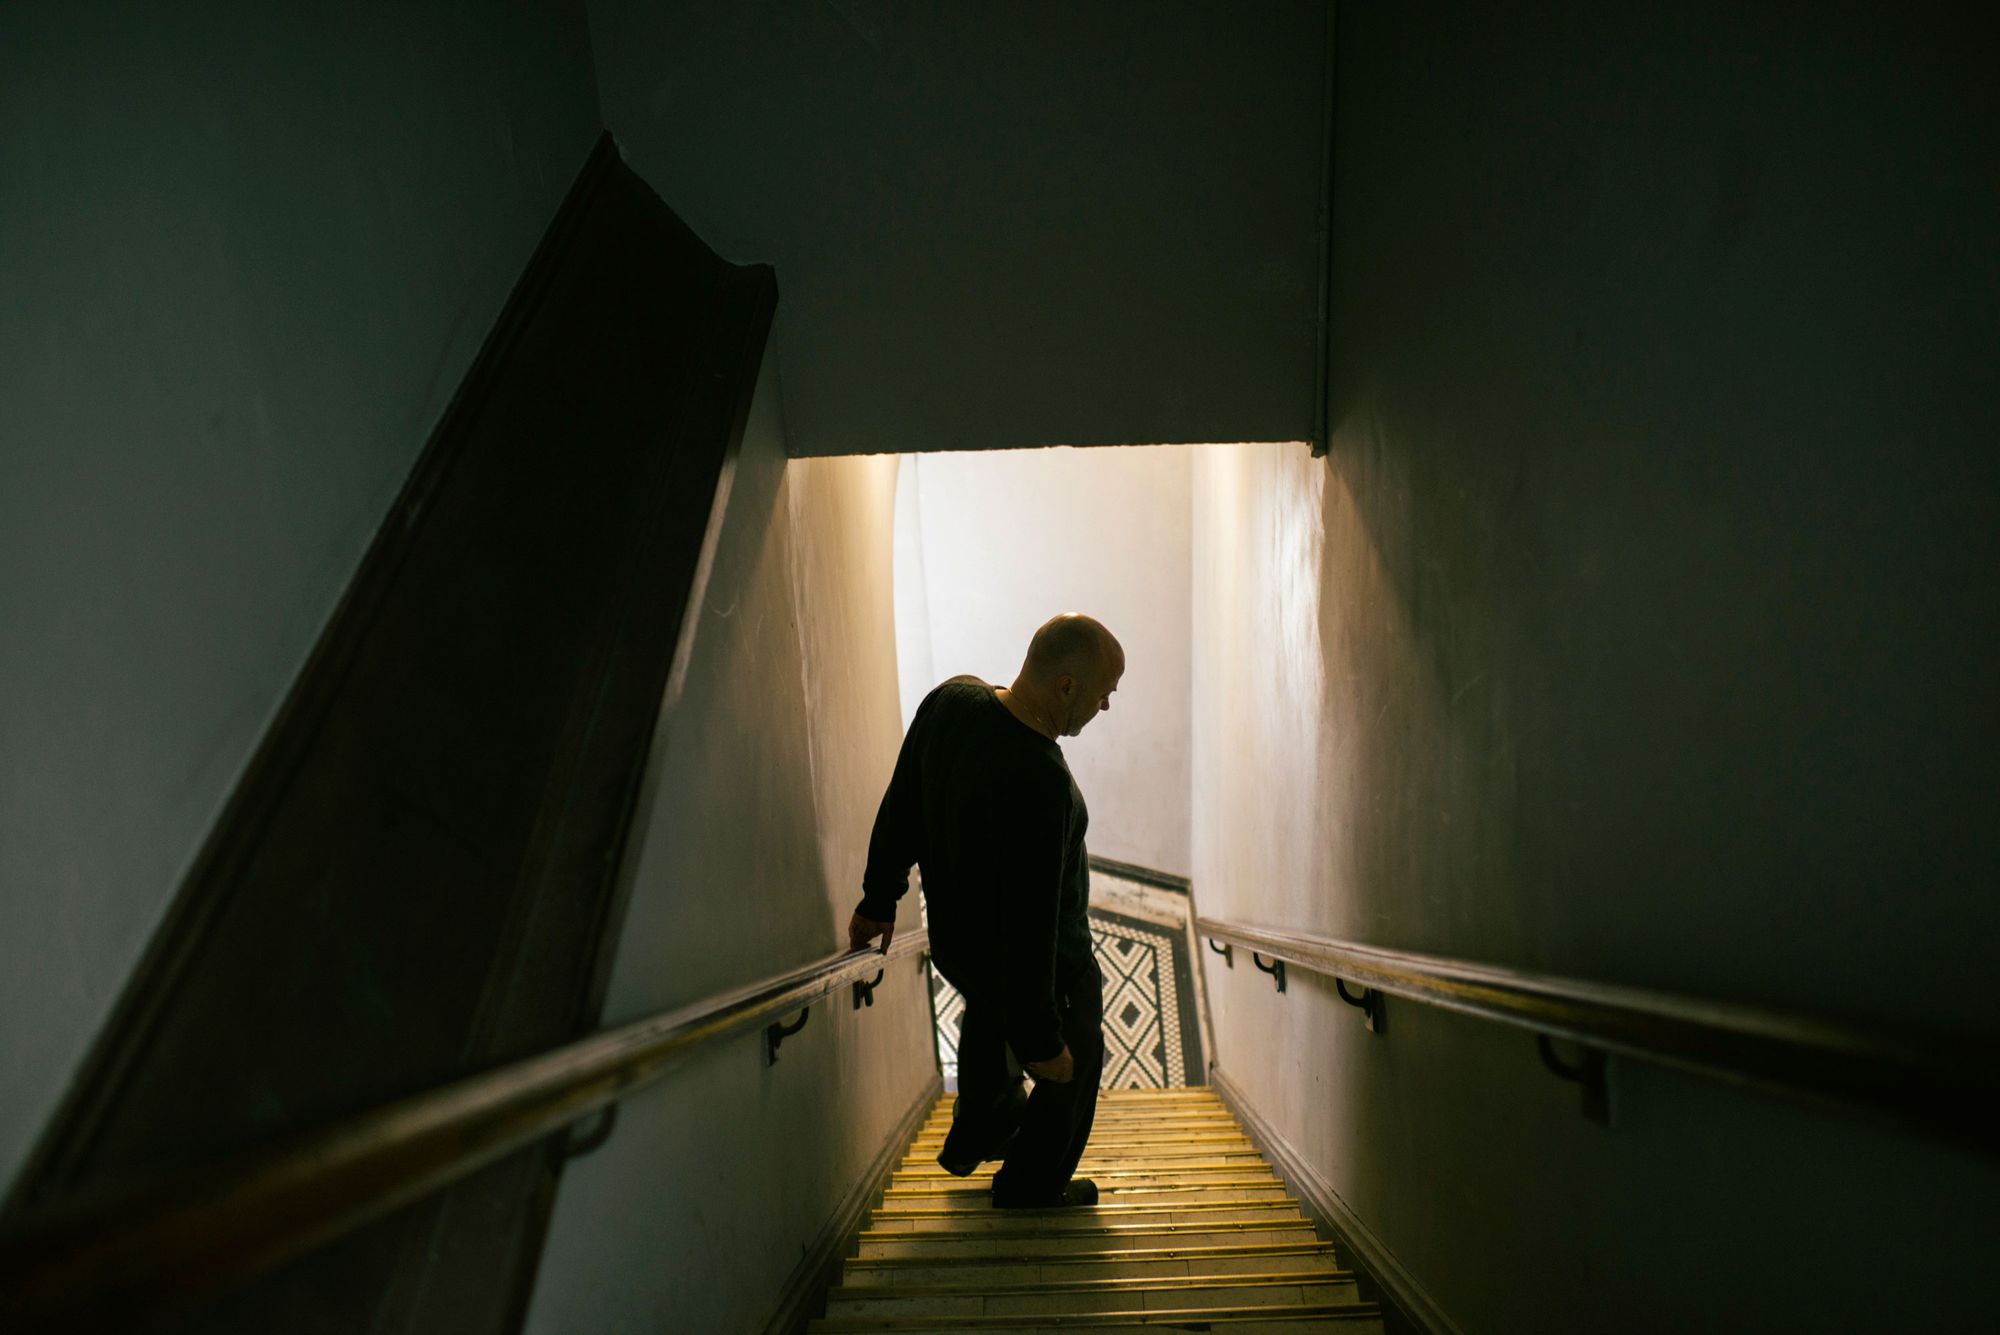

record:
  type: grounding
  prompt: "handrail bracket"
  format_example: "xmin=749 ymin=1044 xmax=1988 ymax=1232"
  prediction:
xmin=1335 ymin=978 xmax=1386 ymax=1034
xmin=853 ymin=969 xmax=885 ymax=1010
xmin=765 ymin=1006 xmax=812 ymax=1064
xmin=1251 ymin=952 xmax=1287 ymax=993
xmin=1538 ymin=1035 xmax=1614 ymax=1126
xmin=560 ymin=1103 xmax=619 ymax=1160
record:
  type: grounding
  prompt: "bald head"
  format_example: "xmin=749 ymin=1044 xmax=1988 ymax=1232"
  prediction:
xmin=1022 ymin=614 xmax=1122 ymax=682
xmin=1010 ymin=614 xmax=1125 ymax=739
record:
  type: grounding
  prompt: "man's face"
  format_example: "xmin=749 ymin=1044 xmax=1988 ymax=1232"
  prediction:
xmin=1057 ymin=654 xmax=1124 ymax=737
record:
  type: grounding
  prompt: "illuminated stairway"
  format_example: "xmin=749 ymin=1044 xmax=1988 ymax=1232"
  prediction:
xmin=810 ymin=1088 xmax=1383 ymax=1332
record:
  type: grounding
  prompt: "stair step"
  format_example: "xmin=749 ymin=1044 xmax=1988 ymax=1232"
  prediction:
xmin=808 ymin=1301 xmax=1384 ymax=1332
xmin=887 ymin=1183 xmax=1290 ymax=1210
xmin=894 ymin=1173 xmax=1280 ymax=1193
xmin=828 ymin=1271 xmax=1362 ymax=1318
xmin=914 ymin=1129 xmax=1252 ymax=1147
xmin=842 ymin=1243 xmax=1345 ymax=1288
xmin=911 ymin=1142 xmax=1256 ymax=1159
xmin=912 ymin=1135 xmax=1248 ymax=1143
xmin=904 ymin=1151 xmax=1264 ymax=1167
xmin=909 ymin=1144 xmax=1258 ymax=1161
xmin=919 ymin=1113 xmax=1239 ymax=1131
xmin=1079 ymin=1090 xmax=1223 ymax=1100
xmin=868 ymin=1201 xmax=1303 ymax=1233
xmin=920 ymin=1107 xmax=1232 ymax=1121
xmin=895 ymin=1161 xmax=1278 ymax=1185
xmin=830 ymin=1093 xmax=1368 ymax=1331
xmin=856 ymin=1220 xmax=1322 ymax=1259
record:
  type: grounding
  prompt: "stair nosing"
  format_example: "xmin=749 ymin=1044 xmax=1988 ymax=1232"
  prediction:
xmin=857 ymin=1219 xmax=1317 ymax=1245
xmin=871 ymin=1200 xmax=1301 ymax=1221
xmin=829 ymin=1269 xmax=1357 ymax=1300
xmin=845 ymin=1240 xmax=1335 ymax=1270
xmin=809 ymin=1300 xmax=1384 ymax=1330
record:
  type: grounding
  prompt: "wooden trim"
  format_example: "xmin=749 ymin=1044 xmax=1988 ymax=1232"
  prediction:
xmin=1210 ymin=1067 xmax=1456 ymax=1335
xmin=1309 ymin=0 xmax=1339 ymax=457
xmin=761 ymin=1071 xmax=942 ymax=1335
xmin=1196 ymin=916 xmax=2000 ymax=1155
xmin=0 ymin=933 xmax=929 ymax=1331
xmin=2 ymin=132 xmax=626 ymax=1217
xmin=1086 ymin=855 xmax=1192 ymax=896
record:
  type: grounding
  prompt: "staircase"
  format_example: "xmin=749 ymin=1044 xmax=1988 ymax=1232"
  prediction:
xmin=811 ymin=1088 xmax=1384 ymax=1332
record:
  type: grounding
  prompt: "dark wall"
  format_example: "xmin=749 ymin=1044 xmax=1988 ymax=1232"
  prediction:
xmin=1195 ymin=3 xmax=1999 ymax=1330
xmin=1323 ymin=0 xmax=1998 ymax=1013
xmin=585 ymin=0 xmax=1328 ymax=455
xmin=0 ymin=3 xmax=601 ymax=1191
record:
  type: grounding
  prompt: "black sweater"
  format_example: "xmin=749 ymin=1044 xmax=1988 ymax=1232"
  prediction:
xmin=857 ymin=676 xmax=1091 ymax=1062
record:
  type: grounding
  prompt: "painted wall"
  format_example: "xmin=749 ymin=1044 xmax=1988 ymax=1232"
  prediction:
xmin=0 ymin=3 xmax=602 ymax=1191
xmin=1194 ymin=4 xmax=1998 ymax=1331
xmin=894 ymin=447 xmax=1194 ymax=878
xmin=584 ymin=0 xmax=1327 ymax=456
xmin=525 ymin=354 xmax=936 ymax=1334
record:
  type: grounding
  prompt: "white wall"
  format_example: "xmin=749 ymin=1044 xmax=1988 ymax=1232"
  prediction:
xmin=0 ymin=1 xmax=602 ymax=1191
xmin=1194 ymin=3 xmax=2000 ymax=1327
xmin=525 ymin=354 xmax=936 ymax=1334
xmin=584 ymin=0 xmax=1327 ymax=456
xmin=893 ymin=446 xmax=1194 ymax=878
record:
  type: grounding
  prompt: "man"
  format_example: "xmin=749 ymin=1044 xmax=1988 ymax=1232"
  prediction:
xmin=848 ymin=613 xmax=1124 ymax=1208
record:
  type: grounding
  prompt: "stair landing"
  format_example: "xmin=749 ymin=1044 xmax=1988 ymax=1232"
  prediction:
xmin=812 ymin=1089 xmax=1381 ymax=1333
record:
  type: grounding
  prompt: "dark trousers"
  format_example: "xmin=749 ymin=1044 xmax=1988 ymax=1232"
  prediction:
xmin=947 ymin=958 xmax=1104 ymax=1203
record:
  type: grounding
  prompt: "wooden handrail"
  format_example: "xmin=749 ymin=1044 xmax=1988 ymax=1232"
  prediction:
xmin=0 ymin=929 xmax=929 ymax=1331
xmin=1196 ymin=916 xmax=2000 ymax=1155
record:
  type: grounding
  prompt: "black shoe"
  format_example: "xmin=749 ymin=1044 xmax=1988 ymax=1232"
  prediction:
xmin=935 ymin=1123 xmax=1020 ymax=1177
xmin=935 ymin=1083 xmax=1029 ymax=1176
xmin=992 ymin=1177 xmax=1099 ymax=1209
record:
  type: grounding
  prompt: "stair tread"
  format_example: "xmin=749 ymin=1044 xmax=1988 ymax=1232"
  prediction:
xmin=848 ymin=1241 xmax=1337 ymax=1271
xmin=875 ymin=1199 xmax=1300 ymax=1219
xmin=826 ymin=1281 xmax=1367 ymax=1322
xmin=896 ymin=1157 xmax=1271 ymax=1177
xmin=895 ymin=1162 xmax=1275 ymax=1181
xmin=887 ymin=1189 xmax=1289 ymax=1211
xmin=832 ymin=1270 xmax=1354 ymax=1300
xmin=908 ymin=1150 xmax=1258 ymax=1164
xmin=918 ymin=1111 xmax=1225 ymax=1121
xmin=889 ymin=1184 xmax=1280 ymax=1200
xmin=831 ymin=1092 xmax=1377 ymax=1332
xmin=860 ymin=1215 xmax=1312 ymax=1239
xmin=920 ymin=1112 xmax=1233 ymax=1120
xmin=856 ymin=1222 xmax=1322 ymax=1258
xmin=809 ymin=1300 xmax=1383 ymax=1331
xmin=913 ymin=1132 xmax=1246 ymax=1144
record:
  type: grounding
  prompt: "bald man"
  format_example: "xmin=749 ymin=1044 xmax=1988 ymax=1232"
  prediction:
xmin=849 ymin=614 xmax=1124 ymax=1208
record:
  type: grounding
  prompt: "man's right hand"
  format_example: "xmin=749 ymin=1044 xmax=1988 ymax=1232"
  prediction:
xmin=848 ymin=911 xmax=895 ymax=955
xmin=1024 ymin=1045 xmax=1074 ymax=1084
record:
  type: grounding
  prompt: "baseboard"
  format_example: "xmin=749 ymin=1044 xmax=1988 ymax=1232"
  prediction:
xmin=762 ymin=1072 xmax=943 ymax=1335
xmin=1211 ymin=1066 xmax=1463 ymax=1335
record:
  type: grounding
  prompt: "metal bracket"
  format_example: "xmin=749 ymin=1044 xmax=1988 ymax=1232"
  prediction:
xmin=1207 ymin=939 xmax=1233 ymax=967
xmin=765 ymin=1005 xmax=811 ymax=1065
xmin=560 ymin=1103 xmax=619 ymax=1160
xmin=852 ymin=969 xmax=884 ymax=1010
xmin=1335 ymin=979 xmax=1386 ymax=1034
xmin=1537 ymin=1035 xmax=1613 ymax=1125
xmin=1251 ymin=952 xmax=1287 ymax=993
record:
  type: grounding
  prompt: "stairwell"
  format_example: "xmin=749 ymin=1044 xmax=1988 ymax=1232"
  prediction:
xmin=811 ymin=1088 xmax=1383 ymax=1332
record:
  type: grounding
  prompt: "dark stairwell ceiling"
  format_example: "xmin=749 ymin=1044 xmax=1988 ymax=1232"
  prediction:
xmin=585 ymin=0 xmax=1330 ymax=456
